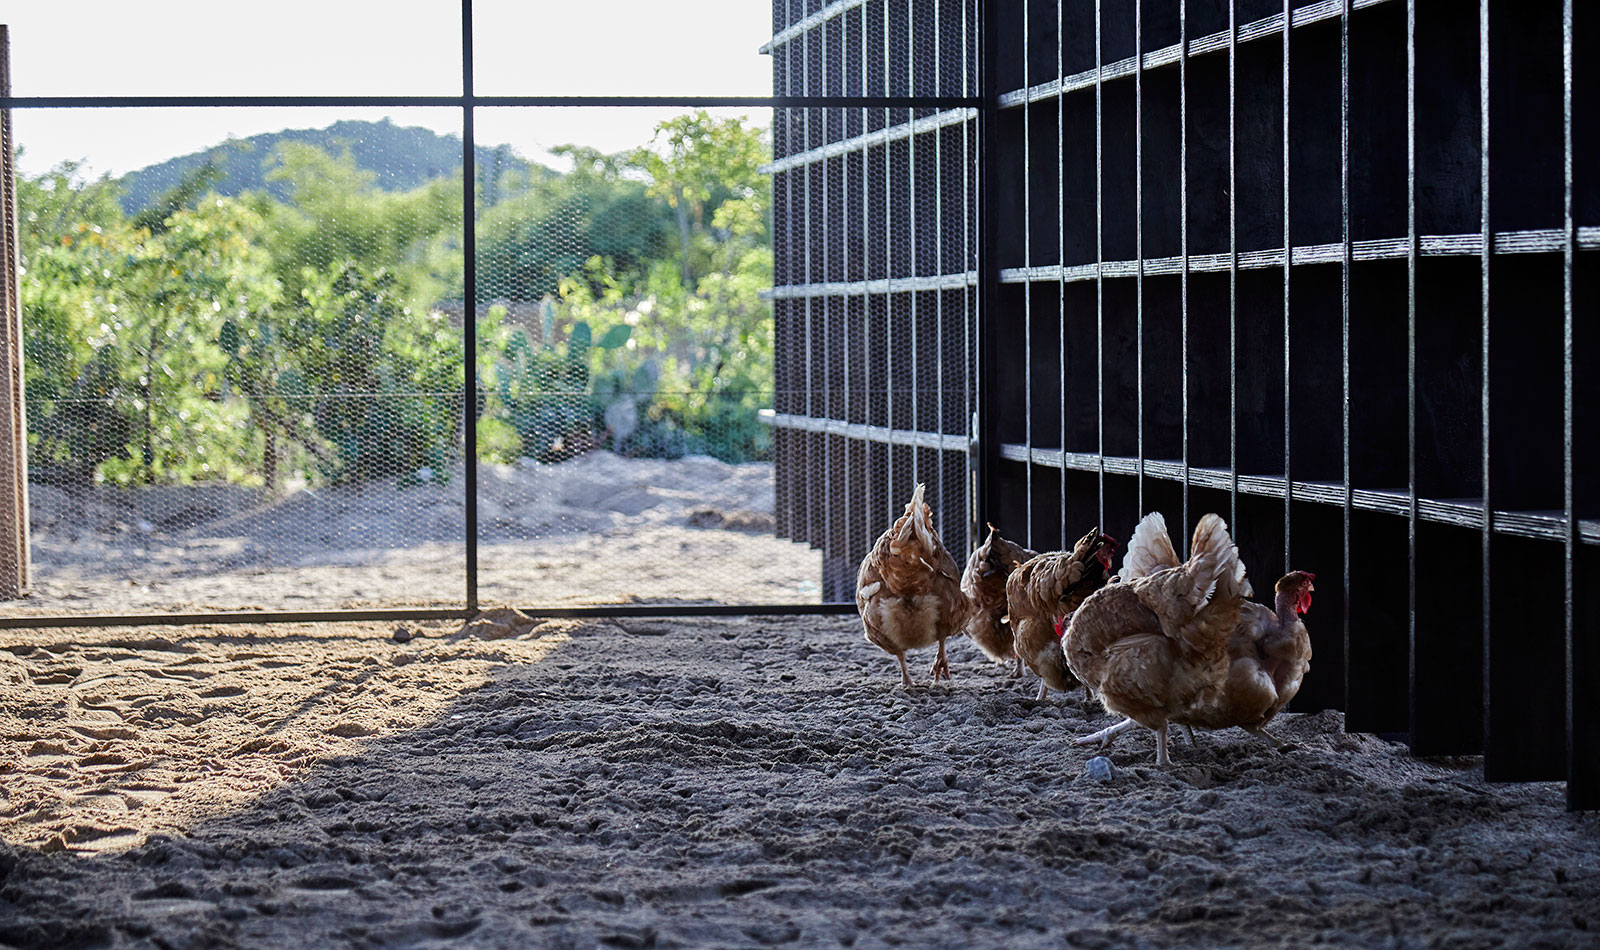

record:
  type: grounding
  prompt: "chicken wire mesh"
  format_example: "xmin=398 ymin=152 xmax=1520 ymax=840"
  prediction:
xmin=469 ymin=108 xmax=822 ymax=607
xmin=0 ymin=99 xmax=840 ymax=616
xmin=4 ymin=108 xmax=470 ymax=616
xmin=767 ymin=0 xmax=983 ymax=602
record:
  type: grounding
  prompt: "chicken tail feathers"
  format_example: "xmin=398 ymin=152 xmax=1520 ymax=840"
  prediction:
xmin=1121 ymin=511 xmax=1182 ymax=580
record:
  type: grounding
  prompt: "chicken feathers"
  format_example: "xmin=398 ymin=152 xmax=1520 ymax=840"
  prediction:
xmin=1064 ymin=513 xmax=1249 ymax=765
xmin=1004 ymin=528 xmax=1118 ymax=700
xmin=960 ymin=524 xmax=1038 ymax=677
xmin=1084 ymin=512 xmax=1313 ymax=752
xmin=857 ymin=483 xmax=971 ymax=686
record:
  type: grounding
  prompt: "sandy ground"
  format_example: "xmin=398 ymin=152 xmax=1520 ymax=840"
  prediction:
xmin=11 ymin=453 xmax=821 ymax=614
xmin=1 ymin=614 xmax=1595 ymax=949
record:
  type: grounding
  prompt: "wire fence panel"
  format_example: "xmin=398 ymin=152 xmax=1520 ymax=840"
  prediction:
xmin=469 ymin=107 xmax=820 ymax=607
xmin=767 ymin=0 xmax=981 ymax=604
xmin=5 ymin=108 xmax=471 ymax=617
xmin=982 ymin=0 xmax=1596 ymax=810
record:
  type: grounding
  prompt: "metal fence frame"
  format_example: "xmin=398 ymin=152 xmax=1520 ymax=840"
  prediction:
xmin=2 ymin=1 xmax=1594 ymax=809
xmin=977 ymin=0 xmax=1594 ymax=809
xmin=0 ymin=1 xmax=966 ymax=629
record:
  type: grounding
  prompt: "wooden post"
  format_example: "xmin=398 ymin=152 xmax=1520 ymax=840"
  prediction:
xmin=0 ymin=25 xmax=31 ymax=600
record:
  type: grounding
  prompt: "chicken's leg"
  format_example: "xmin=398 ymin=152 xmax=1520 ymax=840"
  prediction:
xmin=895 ymin=654 xmax=913 ymax=688
xmin=1073 ymin=717 xmax=1137 ymax=749
xmin=929 ymin=639 xmax=951 ymax=682
xmin=1007 ymin=653 xmax=1023 ymax=679
xmin=1245 ymin=725 xmax=1295 ymax=751
xmin=1154 ymin=722 xmax=1172 ymax=767
xmin=1035 ymin=678 xmax=1048 ymax=701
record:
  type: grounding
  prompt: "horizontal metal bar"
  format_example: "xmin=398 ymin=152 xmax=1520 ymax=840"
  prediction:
xmin=767 ymin=411 xmax=972 ymax=453
xmin=512 ymin=603 xmax=858 ymax=618
xmin=998 ymin=443 xmax=1598 ymax=545
xmin=0 ymin=601 xmax=858 ymax=630
xmin=764 ymin=107 xmax=978 ymax=173
xmin=0 ymin=607 xmax=472 ymax=630
xmin=765 ymin=270 xmax=979 ymax=299
xmin=1000 ymin=229 xmax=1600 ymax=284
xmin=998 ymin=0 xmax=1394 ymax=109
xmin=0 ymin=94 xmax=980 ymax=110
xmin=761 ymin=0 xmax=871 ymax=54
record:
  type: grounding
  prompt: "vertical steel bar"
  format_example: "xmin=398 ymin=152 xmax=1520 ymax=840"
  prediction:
xmin=1180 ymin=0 xmax=1190 ymax=547
xmin=0 ymin=25 xmax=30 ymax=600
xmin=461 ymin=0 xmax=478 ymax=612
xmin=1136 ymin=0 xmax=1145 ymax=520
xmin=965 ymin=0 xmax=974 ymax=547
xmin=1562 ymin=0 xmax=1579 ymax=808
xmin=863 ymin=0 xmax=874 ymax=552
xmin=804 ymin=10 xmax=816 ymax=555
xmin=979 ymin=0 xmax=998 ymax=535
xmin=884 ymin=0 xmax=895 ymax=517
xmin=821 ymin=6 xmax=833 ymax=590
xmin=935 ymin=0 xmax=945 ymax=545
xmin=1023 ymin=0 xmax=1034 ymax=548
xmin=909 ymin=0 xmax=921 ymax=497
xmin=787 ymin=2 xmax=800 ymax=547
xmin=1228 ymin=0 xmax=1238 ymax=530
xmin=1096 ymin=0 xmax=1106 ymax=530
xmin=838 ymin=15 xmax=853 ymax=582
xmin=1479 ymin=0 xmax=1493 ymax=769
xmin=1059 ymin=0 xmax=1067 ymax=546
xmin=1282 ymin=0 xmax=1293 ymax=573
xmin=1341 ymin=0 xmax=1353 ymax=714
xmin=1406 ymin=0 xmax=1420 ymax=745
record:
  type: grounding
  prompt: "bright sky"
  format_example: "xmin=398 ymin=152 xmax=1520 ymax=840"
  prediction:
xmin=4 ymin=0 xmax=774 ymax=178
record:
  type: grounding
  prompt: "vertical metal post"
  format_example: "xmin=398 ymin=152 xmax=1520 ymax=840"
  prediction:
xmin=820 ymin=10 xmax=833 ymax=591
xmin=863 ymin=0 xmax=874 ymax=552
xmin=1059 ymin=0 xmax=1068 ymax=546
xmin=1136 ymin=0 xmax=1145 ymax=519
xmin=1282 ymin=0 xmax=1293 ymax=572
xmin=1405 ymin=0 xmax=1419 ymax=743
xmin=884 ymin=0 xmax=895 ymax=517
xmin=1095 ymin=0 xmax=1106 ymax=530
xmin=1479 ymin=0 xmax=1494 ymax=773
xmin=461 ymin=0 xmax=478 ymax=612
xmin=1228 ymin=1 xmax=1238 ymax=530
xmin=1561 ymin=0 xmax=1583 ymax=810
xmin=972 ymin=0 xmax=985 ymax=527
xmin=908 ymin=0 xmax=920 ymax=496
xmin=1179 ymin=0 xmax=1190 ymax=545
xmin=1340 ymin=0 xmax=1353 ymax=715
xmin=1023 ymin=0 xmax=1034 ymax=547
xmin=966 ymin=0 xmax=979 ymax=551
xmin=0 ymin=26 xmax=28 ymax=602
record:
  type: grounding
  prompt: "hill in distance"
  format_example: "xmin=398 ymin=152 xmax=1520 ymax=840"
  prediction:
xmin=116 ymin=118 xmax=531 ymax=214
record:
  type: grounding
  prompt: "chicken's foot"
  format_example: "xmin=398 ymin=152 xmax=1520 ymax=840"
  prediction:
xmin=929 ymin=640 xmax=952 ymax=682
xmin=1073 ymin=717 xmax=1137 ymax=749
xmin=1006 ymin=654 xmax=1023 ymax=679
xmin=895 ymin=654 xmax=913 ymax=688
xmin=1245 ymin=725 xmax=1296 ymax=752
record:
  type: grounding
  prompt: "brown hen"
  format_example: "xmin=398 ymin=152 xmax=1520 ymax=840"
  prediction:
xmin=959 ymin=524 xmax=1038 ymax=678
xmin=1063 ymin=513 xmax=1249 ymax=765
xmin=1004 ymin=528 xmax=1118 ymax=700
xmin=856 ymin=483 xmax=971 ymax=687
xmin=1075 ymin=513 xmax=1314 ymax=753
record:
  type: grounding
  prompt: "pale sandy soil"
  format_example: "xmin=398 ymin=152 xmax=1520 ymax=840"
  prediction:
xmin=9 ymin=453 xmax=821 ymax=614
xmin=1 ymin=614 xmax=1596 ymax=949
